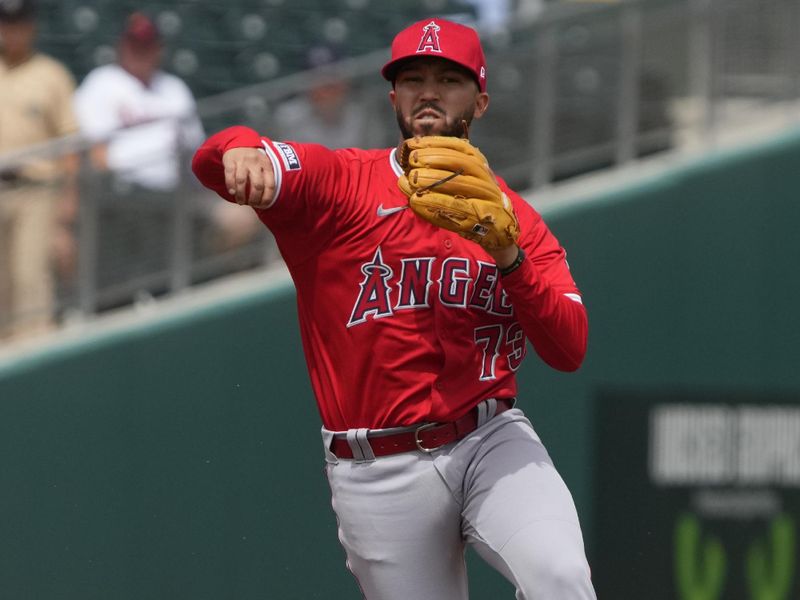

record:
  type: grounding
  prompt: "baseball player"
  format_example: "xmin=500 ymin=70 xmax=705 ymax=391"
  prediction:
xmin=192 ymin=18 xmax=596 ymax=600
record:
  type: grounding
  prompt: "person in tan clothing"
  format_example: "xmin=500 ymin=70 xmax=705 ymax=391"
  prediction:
xmin=0 ymin=0 xmax=78 ymax=340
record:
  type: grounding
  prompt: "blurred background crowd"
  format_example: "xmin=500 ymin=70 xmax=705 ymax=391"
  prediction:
xmin=1 ymin=0 xmax=798 ymax=344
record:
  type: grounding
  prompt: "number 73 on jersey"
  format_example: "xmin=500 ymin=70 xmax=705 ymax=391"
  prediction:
xmin=474 ymin=323 xmax=526 ymax=381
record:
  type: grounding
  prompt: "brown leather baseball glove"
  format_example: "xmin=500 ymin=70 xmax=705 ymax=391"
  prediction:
xmin=397 ymin=136 xmax=520 ymax=250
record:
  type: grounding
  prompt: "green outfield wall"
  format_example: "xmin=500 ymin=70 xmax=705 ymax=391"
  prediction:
xmin=1 ymin=127 xmax=799 ymax=599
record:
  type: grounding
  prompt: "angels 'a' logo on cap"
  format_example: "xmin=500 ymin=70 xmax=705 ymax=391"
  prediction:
xmin=416 ymin=21 xmax=442 ymax=54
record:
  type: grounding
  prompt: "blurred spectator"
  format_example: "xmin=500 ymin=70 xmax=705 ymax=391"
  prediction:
xmin=457 ymin=0 xmax=519 ymax=34
xmin=516 ymin=0 xmax=546 ymax=24
xmin=0 ymin=0 xmax=78 ymax=340
xmin=273 ymin=45 xmax=383 ymax=149
xmin=72 ymin=12 xmax=260 ymax=310
xmin=73 ymin=11 xmax=204 ymax=191
xmin=458 ymin=0 xmax=546 ymax=33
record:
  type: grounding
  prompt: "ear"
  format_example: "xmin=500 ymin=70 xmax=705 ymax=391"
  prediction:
xmin=389 ymin=89 xmax=397 ymax=110
xmin=473 ymin=92 xmax=490 ymax=120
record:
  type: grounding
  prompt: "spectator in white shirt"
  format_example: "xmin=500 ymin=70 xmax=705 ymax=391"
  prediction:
xmin=74 ymin=12 xmax=204 ymax=192
xmin=70 ymin=12 xmax=261 ymax=310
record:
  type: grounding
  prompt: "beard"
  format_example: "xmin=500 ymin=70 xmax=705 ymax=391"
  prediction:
xmin=396 ymin=103 xmax=475 ymax=139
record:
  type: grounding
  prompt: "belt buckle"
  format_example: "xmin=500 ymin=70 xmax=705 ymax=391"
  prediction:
xmin=414 ymin=422 xmax=440 ymax=453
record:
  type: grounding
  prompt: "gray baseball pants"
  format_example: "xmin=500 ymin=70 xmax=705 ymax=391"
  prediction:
xmin=321 ymin=403 xmax=597 ymax=599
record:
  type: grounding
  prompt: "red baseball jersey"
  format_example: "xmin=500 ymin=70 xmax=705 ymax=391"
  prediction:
xmin=192 ymin=126 xmax=587 ymax=431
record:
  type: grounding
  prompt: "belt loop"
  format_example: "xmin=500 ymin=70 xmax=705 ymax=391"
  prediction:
xmin=321 ymin=426 xmax=339 ymax=464
xmin=476 ymin=401 xmax=488 ymax=428
xmin=477 ymin=398 xmax=498 ymax=427
xmin=486 ymin=397 xmax=498 ymax=420
xmin=347 ymin=428 xmax=376 ymax=463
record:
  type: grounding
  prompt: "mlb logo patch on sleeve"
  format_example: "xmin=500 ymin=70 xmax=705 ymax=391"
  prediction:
xmin=274 ymin=142 xmax=302 ymax=171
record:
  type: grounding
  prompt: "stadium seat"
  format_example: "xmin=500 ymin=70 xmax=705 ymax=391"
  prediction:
xmin=35 ymin=0 xmax=487 ymax=100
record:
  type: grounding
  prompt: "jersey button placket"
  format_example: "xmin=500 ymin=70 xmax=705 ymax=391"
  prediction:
xmin=444 ymin=239 xmax=452 ymax=249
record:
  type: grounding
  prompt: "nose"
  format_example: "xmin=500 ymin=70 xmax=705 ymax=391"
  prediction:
xmin=417 ymin=76 xmax=441 ymax=101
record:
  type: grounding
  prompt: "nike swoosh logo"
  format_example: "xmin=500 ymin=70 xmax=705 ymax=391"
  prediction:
xmin=377 ymin=204 xmax=408 ymax=218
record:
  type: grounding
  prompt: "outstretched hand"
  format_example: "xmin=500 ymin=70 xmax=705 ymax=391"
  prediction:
xmin=222 ymin=147 xmax=276 ymax=208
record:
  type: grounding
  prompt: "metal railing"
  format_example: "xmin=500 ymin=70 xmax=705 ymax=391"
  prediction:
xmin=1 ymin=0 xmax=799 ymax=343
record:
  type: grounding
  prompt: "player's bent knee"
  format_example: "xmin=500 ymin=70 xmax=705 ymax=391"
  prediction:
xmin=503 ymin=524 xmax=595 ymax=600
xmin=532 ymin=554 xmax=593 ymax=599
xmin=507 ymin=556 xmax=593 ymax=600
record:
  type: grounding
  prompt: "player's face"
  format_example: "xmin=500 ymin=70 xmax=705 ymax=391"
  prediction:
xmin=390 ymin=57 xmax=489 ymax=139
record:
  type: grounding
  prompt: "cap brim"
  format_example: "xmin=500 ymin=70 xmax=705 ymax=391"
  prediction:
xmin=381 ymin=56 xmax=415 ymax=82
xmin=381 ymin=55 xmax=482 ymax=91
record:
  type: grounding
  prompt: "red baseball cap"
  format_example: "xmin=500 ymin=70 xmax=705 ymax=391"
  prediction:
xmin=122 ymin=12 xmax=161 ymax=48
xmin=381 ymin=18 xmax=487 ymax=93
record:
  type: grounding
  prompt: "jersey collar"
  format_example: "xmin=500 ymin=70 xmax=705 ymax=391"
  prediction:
xmin=389 ymin=148 xmax=404 ymax=178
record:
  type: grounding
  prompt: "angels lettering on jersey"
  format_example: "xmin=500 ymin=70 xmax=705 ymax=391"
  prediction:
xmin=348 ymin=246 xmax=514 ymax=327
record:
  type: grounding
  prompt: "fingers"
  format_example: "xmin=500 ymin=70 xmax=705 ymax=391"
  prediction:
xmin=248 ymin=171 xmax=267 ymax=206
xmin=234 ymin=167 xmax=251 ymax=204
xmin=222 ymin=147 xmax=275 ymax=207
xmin=223 ymin=158 xmax=237 ymax=198
xmin=223 ymin=152 xmax=251 ymax=203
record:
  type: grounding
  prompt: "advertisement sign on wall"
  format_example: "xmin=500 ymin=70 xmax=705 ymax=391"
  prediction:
xmin=593 ymin=391 xmax=798 ymax=599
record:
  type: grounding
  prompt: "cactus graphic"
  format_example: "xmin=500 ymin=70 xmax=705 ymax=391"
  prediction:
xmin=675 ymin=513 xmax=726 ymax=600
xmin=747 ymin=514 xmax=795 ymax=600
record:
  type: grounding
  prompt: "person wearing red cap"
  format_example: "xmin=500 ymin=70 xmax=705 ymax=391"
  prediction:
xmin=74 ymin=12 xmax=205 ymax=192
xmin=192 ymin=17 xmax=595 ymax=599
xmin=71 ymin=12 xmax=209 ymax=307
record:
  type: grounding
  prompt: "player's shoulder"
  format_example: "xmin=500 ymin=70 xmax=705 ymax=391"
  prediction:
xmin=334 ymin=146 xmax=393 ymax=163
xmin=336 ymin=146 xmax=398 ymax=180
xmin=286 ymin=143 xmax=391 ymax=167
xmin=265 ymin=141 xmax=391 ymax=176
